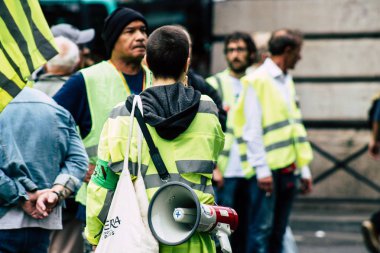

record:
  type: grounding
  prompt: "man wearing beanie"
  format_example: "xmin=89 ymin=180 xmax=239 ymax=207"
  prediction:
xmin=52 ymin=7 xmax=151 ymax=247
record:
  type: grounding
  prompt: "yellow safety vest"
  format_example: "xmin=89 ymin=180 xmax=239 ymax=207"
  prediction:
xmin=0 ymin=0 xmax=57 ymax=112
xmin=75 ymin=61 xmax=152 ymax=205
xmin=85 ymin=95 xmax=224 ymax=251
xmin=207 ymin=69 xmax=254 ymax=178
xmin=81 ymin=61 xmax=152 ymax=164
xmin=235 ymin=72 xmax=313 ymax=170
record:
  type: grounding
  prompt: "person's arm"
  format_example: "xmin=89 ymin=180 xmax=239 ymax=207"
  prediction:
xmin=299 ymin=166 xmax=312 ymax=194
xmin=212 ymin=103 xmax=226 ymax=189
xmin=0 ymin=168 xmax=28 ymax=206
xmin=242 ymin=85 xmax=272 ymax=193
xmin=85 ymin=118 xmax=116 ymax=246
xmin=55 ymin=113 xmax=88 ymax=187
xmin=36 ymin=111 xmax=88 ymax=216
xmin=53 ymin=72 xmax=91 ymax=139
xmin=0 ymin=153 xmax=49 ymax=219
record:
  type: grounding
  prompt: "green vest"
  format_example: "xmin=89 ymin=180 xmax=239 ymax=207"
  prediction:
xmin=207 ymin=70 xmax=254 ymax=178
xmin=77 ymin=61 xmax=151 ymax=205
xmin=81 ymin=61 xmax=152 ymax=164
xmin=236 ymin=72 xmax=313 ymax=170
xmin=85 ymin=95 xmax=224 ymax=250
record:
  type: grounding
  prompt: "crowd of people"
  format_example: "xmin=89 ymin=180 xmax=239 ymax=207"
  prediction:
xmin=0 ymin=5 xmax=377 ymax=253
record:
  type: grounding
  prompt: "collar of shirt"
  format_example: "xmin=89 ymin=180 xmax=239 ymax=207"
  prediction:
xmin=263 ymin=58 xmax=291 ymax=85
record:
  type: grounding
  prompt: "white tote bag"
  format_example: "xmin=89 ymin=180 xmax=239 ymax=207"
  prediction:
xmin=95 ymin=96 xmax=159 ymax=253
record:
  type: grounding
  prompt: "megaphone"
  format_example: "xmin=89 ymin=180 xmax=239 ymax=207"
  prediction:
xmin=148 ymin=182 xmax=238 ymax=253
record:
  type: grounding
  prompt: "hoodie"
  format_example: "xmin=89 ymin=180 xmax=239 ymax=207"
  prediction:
xmin=126 ymin=83 xmax=201 ymax=140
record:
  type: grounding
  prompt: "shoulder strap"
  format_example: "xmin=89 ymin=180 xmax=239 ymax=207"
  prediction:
xmin=125 ymin=97 xmax=170 ymax=181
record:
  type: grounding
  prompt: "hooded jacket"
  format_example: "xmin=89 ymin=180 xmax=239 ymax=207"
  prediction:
xmin=128 ymin=82 xmax=202 ymax=140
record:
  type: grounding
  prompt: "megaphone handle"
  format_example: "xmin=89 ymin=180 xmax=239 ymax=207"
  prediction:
xmin=216 ymin=229 xmax=232 ymax=253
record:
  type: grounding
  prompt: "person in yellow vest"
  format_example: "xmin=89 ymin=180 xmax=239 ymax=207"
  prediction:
xmin=52 ymin=6 xmax=151 ymax=249
xmin=206 ymin=32 xmax=259 ymax=253
xmin=234 ymin=29 xmax=313 ymax=253
xmin=86 ymin=25 xmax=224 ymax=252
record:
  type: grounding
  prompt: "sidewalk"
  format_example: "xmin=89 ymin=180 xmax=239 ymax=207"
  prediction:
xmin=290 ymin=199 xmax=378 ymax=253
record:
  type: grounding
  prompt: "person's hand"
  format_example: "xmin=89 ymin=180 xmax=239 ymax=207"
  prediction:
xmin=300 ymin=178 xmax=312 ymax=194
xmin=20 ymin=190 xmax=50 ymax=219
xmin=213 ymin=167 xmax=224 ymax=189
xmin=36 ymin=191 xmax=60 ymax=218
xmin=368 ymin=139 xmax=380 ymax=160
xmin=84 ymin=163 xmax=96 ymax=183
xmin=258 ymin=176 xmax=273 ymax=193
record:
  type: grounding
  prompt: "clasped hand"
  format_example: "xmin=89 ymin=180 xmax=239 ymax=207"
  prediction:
xmin=20 ymin=189 xmax=59 ymax=219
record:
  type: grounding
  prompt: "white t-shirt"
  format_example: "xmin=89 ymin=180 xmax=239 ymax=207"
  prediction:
xmin=224 ymin=76 xmax=245 ymax=178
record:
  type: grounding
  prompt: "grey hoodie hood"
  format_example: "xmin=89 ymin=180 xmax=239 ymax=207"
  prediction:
xmin=127 ymin=83 xmax=201 ymax=140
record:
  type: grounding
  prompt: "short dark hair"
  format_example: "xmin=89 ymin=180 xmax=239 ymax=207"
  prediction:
xmin=268 ymin=29 xmax=303 ymax=56
xmin=224 ymin=32 xmax=257 ymax=65
xmin=146 ymin=25 xmax=189 ymax=80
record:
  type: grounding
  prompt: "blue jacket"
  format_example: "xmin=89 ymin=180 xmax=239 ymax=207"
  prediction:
xmin=0 ymin=87 xmax=88 ymax=217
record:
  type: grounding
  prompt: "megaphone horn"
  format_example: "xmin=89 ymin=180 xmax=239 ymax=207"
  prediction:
xmin=148 ymin=182 xmax=201 ymax=246
xmin=148 ymin=182 xmax=238 ymax=253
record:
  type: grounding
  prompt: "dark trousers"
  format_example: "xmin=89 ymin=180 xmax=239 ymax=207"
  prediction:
xmin=217 ymin=177 xmax=250 ymax=253
xmin=0 ymin=227 xmax=51 ymax=253
xmin=217 ymin=177 xmax=274 ymax=253
xmin=268 ymin=171 xmax=298 ymax=253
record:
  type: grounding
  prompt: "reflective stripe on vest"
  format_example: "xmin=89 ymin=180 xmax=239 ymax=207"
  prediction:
xmin=81 ymin=62 xmax=152 ymax=163
xmin=97 ymin=160 xmax=215 ymax=195
xmin=247 ymin=73 xmax=313 ymax=169
xmin=0 ymin=0 xmax=57 ymax=112
xmin=112 ymin=159 xmax=214 ymax=177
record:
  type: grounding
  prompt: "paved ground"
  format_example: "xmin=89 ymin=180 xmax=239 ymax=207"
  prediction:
xmin=290 ymin=200 xmax=377 ymax=253
xmin=296 ymin=231 xmax=367 ymax=253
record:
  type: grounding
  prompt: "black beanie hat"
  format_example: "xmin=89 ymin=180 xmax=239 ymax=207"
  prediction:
xmin=102 ymin=7 xmax=147 ymax=57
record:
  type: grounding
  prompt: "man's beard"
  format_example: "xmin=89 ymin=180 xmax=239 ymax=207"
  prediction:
xmin=228 ymin=61 xmax=249 ymax=75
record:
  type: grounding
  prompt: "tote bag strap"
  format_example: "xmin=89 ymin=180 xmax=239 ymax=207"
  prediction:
xmin=121 ymin=95 xmax=142 ymax=178
xmin=125 ymin=96 xmax=170 ymax=181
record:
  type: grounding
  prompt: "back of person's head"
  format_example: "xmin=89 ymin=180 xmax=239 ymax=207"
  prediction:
xmin=268 ymin=29 xmax=303 ymax=56
xmin=146 ymin=25 xmax=189 ymax=80
xmin=224 ymin=31 xmax=257 ymax=65
xmin=172 ymin=25 xmax=192 ymax=45
xmin=172 ymin=24 xmax=193 ymax=57
xmin=46 ymin=36 xmax=80 ymax=75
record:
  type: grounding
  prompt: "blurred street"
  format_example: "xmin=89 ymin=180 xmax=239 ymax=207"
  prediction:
xmin=291 ymin=200 xmax=377 ymax=253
